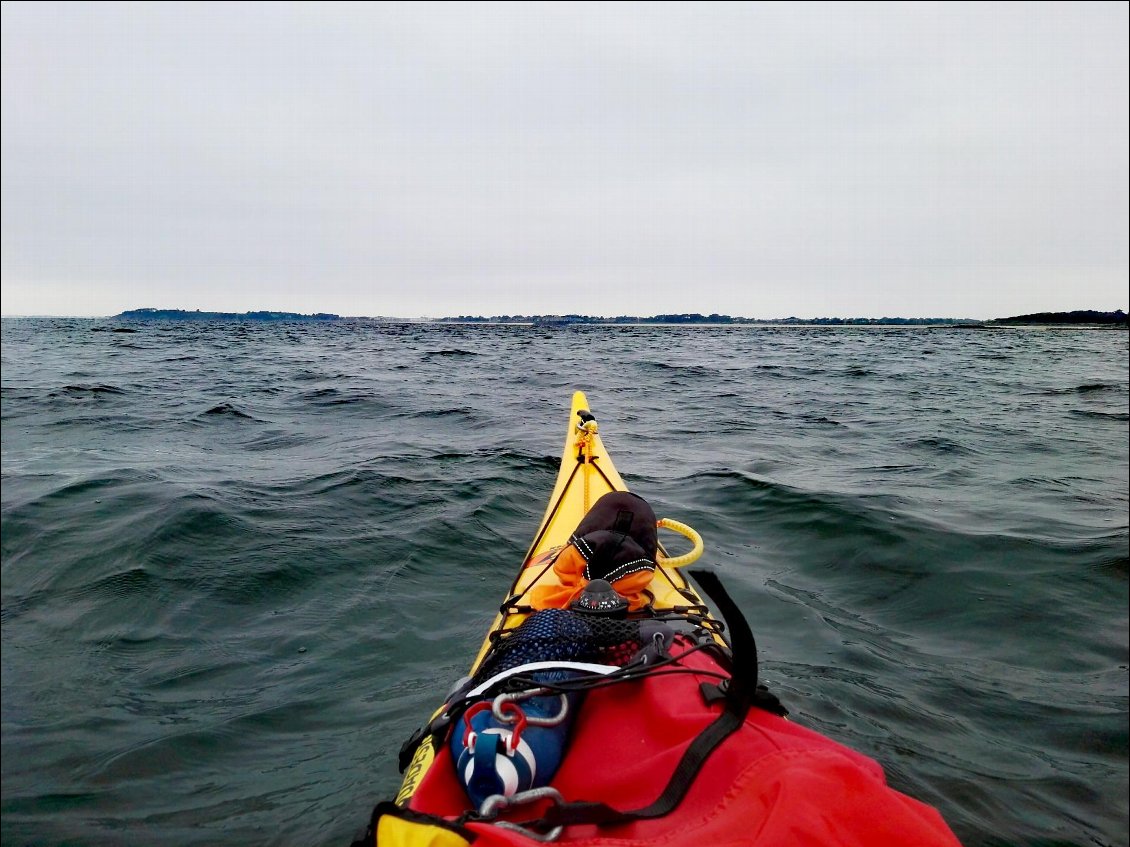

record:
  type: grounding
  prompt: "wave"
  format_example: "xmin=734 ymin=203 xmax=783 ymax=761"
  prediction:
xmin=195 ymin=557 xmax=324 ymax=605
xmin=635 ymin=361 xmax=714 ymax=377
xmin=685 ymin=468 xmax=912 ymax=538
xmin=7 ymin=470 xmax=162 ymax=507
xmin=903 ymin=435 xmax=978 ymax=455
xmin=87 ymin=566 xmax=156 ymax=598
xmin=295 ymin=387 xmax=374 ymax=408
xmin=798 ymin=413 xmax=847 ymax=427
xmin=428 ymin=448 xmax=557 ymax=469
xmin=56 ymin=384 xmax=126 ymax=397
xmin=1069 ymin=409 xmax=1129 ymax=421
xmin=196 ymin=403 xmax=261 ymax=421
xmin=1041 ymin=383 xmax=1124 ymax=395
xmin=407 ymin=406 xmax=479 ymax=421
xmin=241 ymin=431 xmax=323 ymax=452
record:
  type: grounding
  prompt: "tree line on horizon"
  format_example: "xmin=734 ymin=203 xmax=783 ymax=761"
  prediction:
xmin=438 ymin=309 xmax=1128 ymax=325
xmin=438 ymin=313 xmax=980 ymax=325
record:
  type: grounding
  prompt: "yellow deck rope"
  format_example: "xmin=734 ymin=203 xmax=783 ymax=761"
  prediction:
xmin=655 ymin=517 xmax=704 ymax=568
xmin=575 ymin=420 xmax=597 ymax=511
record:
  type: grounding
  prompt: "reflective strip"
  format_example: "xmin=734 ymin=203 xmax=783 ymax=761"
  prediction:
xmin=466 ymin=661 xmax=619 ymax=698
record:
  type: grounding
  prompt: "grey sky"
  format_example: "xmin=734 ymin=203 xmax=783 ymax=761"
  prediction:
xmin=2 ymin=1 xmax=1127 ymax=319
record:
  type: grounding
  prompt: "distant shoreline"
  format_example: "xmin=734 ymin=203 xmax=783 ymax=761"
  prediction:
xmin=110 ymin=309 xmax=983 ymax=326
xmin=4 ymin=308 xmax=1123 ymax=328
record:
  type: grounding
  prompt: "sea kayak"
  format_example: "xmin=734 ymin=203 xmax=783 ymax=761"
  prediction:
xmin=352 ymin=392 xmax=962 ymax=846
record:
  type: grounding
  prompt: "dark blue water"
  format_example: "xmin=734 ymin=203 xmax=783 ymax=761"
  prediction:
xmin=2 ymin=319 xmax=1127 ymax=846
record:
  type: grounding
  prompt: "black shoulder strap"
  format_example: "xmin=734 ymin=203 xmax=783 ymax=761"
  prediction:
xmin=690 ymin=569 xmax=758 ymax=701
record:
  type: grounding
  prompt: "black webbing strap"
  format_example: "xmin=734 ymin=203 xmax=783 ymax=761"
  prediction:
xmin=690 ymin=569 xmax=758 ymax=702
xmin=532 ymin=569 xmax=757 ymax=830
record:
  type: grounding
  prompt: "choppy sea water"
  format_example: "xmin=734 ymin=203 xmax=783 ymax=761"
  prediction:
xmin=1 ymin=318 xmax=1126 ymax=847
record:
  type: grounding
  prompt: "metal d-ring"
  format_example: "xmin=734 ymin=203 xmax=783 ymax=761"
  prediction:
xmin=479 ymin=787 xmax=566 ymax=842
xmin=492 ymin=689 xmax=570 ymax=727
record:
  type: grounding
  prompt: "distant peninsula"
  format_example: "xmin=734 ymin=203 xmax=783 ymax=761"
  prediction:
xmin=989 ymin=309 xmax=1127 ymax=327
xmin=116 ymin=308 xmax=340 ymax=321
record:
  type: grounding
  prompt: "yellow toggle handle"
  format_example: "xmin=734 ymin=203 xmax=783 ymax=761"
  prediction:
xmin=655 ymin=518 xmax=704 ymax=568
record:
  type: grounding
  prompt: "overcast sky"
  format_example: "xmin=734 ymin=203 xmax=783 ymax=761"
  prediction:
xmin=2 ymin=2 xmax=1127 ymax=319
